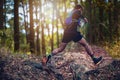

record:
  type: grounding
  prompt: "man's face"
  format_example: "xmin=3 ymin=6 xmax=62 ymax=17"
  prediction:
xmin=78 ymin=8 xmax=83 ymax=14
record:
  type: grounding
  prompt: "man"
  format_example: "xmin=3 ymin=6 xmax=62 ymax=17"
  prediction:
xmin=42 ymin=5 xmax=102 ymax=65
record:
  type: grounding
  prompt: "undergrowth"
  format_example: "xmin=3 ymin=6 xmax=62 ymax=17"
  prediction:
xmin=101 ymin=40 xmax=120 ymax=59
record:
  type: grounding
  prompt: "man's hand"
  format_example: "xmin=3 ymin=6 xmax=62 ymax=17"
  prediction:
xmin=84 ymin=18 xmax=88 ymax=23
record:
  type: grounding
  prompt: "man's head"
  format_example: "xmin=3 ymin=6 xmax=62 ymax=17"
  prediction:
xmin=74 ymin=5 xmax=83 ymax=10
xmin=74 ymin=4 xmax=83 ymax=14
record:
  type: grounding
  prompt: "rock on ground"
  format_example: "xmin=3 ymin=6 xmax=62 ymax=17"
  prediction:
xmin=0 ymin=46 xmax=120 ymax=80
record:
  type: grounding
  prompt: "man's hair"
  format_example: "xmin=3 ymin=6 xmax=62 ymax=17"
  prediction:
xmin=74 ymin=5 xmax=83 ymax=10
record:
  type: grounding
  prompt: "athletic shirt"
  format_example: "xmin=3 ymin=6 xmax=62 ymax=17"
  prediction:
xmin=65 ymin=10 xmax=84 ymax=32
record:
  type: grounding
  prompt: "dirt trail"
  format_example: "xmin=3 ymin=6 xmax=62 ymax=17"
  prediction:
xmin=0 ymin=46 xmax=119 ymax=80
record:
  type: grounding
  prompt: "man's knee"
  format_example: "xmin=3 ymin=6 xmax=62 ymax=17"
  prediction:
xmin=78 ymin=38 xmax=88 ymax=47
xmin=52 ymin=43 xmax=66 ymax=54
xmin=58 ymin=43 xmax=67 ymax=52
xmin=57 ymin=47 xmax=64 ymax=53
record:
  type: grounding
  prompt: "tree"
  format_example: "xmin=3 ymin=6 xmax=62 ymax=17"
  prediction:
xmin=14 ymin=0 xmax=20 ymax=51
xmin=41 ymin=23 xmax=46 ymax=56
xmin=56 ymin=4 xmax=59 ymax=48
xmin=21 ymin=0 xmax=29 ymax=44
xmin=108 ymin=0 xmax=113 ymax=41
xmin=34 ymin=0 xmax=40 ymax=55
xmin=41 ymin=0 xmax=46 ymax=56
xmin=51 ymin=1 xmax=55 ymax=51
xmin=113 ymin=0 xmax=119 ymax=37
xmin=29 ymin=0 xmax=35 ymax=53
xmin=0 ymin=0 xmax=4 ymax=29
xmin=86 ymin=0 xmax=92 ymax=43
xmin=0 ymin=0 xmax=7 ymax=46
xmin=98 ymin=0 xmax=105 ymax=41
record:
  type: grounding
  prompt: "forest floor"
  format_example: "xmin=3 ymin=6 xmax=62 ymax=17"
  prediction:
xmin=0 ymin=45 xmax=120 ymax=80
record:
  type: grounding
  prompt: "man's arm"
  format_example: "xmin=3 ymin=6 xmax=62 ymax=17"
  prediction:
xmin=84 ymin=17 xmax=88 ymax=23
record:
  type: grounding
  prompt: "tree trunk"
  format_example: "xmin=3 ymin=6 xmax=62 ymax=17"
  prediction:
xmin=36 ymin=26 xmax=40 ymax=55
xmin=56 ymin=16 xmax=59 ymax=48
xmin=29 ymin=0 xmax=35 ymax=53
xmin=75 ymin=0 xmax=78 ymax=5
xmin=113 ymin=0 xmax=119 ymax=37
xmin=98 ymin=1 xmax=104 ymax=41
xmin=35 ymin=0 xmax=40 ymax=55
xmin=0 ymin=0 xmax=7 ymax=46
xmin=14 ymin=0 xmax=20 ymax=51
xmin=99 ymin=7 xmax=103 ymax=23
xmin=41 ymin=23 xmax=46 ymax=56
xmin=0 ymin=0 xmax=4 ymax=29
xmin=53 ymin=1 xmax=59 ymax=48
xmin=108 ymin=0 xmax=112 ymax=41
xmin=51 ymin=1 xmax=55 ymax=52
xmin=21 ymin=0 xmax=29 ymax=44
xmin=80 ymin=0 xmax=83 ymax=5
xmin=38 ymin=0 xmax=42 ymax=55
xmin=86 ymin=0 xmax=92 ymax=43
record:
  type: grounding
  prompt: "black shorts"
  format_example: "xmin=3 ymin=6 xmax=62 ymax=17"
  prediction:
xmin=62 ymin=31 xmax=83 ymax=43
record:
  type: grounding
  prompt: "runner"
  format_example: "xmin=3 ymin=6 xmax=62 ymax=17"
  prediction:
xmin=42 ymin=4 xmax=102 ymax=65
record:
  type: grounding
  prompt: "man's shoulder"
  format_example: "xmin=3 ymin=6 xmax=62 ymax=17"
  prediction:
xmin=73 ymin=10 xmax=81 ymax=15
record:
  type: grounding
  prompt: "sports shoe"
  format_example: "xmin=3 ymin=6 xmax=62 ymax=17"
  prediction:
xmin=41 ymin=55 xmax=51 ymax=65
xmin=93 ymin=56 xmax=102 ymax=65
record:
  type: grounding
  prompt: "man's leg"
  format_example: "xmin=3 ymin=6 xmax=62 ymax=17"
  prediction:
xmin=78 ymin=38 xmax=94 ymax=57
xmin=78 ymin=38 xmax=102 ymax=64
xmin=42 ymin=42 xmax=67 ymax=65
xmin=52 ymin=42 xmax=67 ymax=55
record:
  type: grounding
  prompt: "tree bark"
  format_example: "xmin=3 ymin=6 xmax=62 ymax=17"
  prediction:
xmin=21 ymin=0 xmax=29 ymax=44
xmin=35 ymin=0 xmax=40 ymax=55
xmin=41 ymin=23 xmax=46 ymax=56
xmin=98 ymin=0 xmax=104 ymax=41
xmin=56 ymin=16 xmax=59 ymax=48
xmin=51 ymin=1 xmax=55 ymax=52
xmin=113 ymin=0 xmax=119 ymax=37
xmin=75 ymin=0 xmax=78 ymax=5
xmin=0 ymin=0 xmax=4 ymax=29
xmin=29 ymin=0 xmax=35 ymax=53
xmin=108 ymin=0 xmax=112 ymax=41
xmin=86 ymin=0 xmax=92 ymax=43
xmin=14 ymin=0 xmax=20 ymax=51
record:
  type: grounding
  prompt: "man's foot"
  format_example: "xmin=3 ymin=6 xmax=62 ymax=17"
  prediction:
xmin=41 ymin=56 xmax=47 ymax=65
xmin=93 ymin=56 xmax=102 ymax=65
xmin=42 ymin=55 xmax=51 ymax=65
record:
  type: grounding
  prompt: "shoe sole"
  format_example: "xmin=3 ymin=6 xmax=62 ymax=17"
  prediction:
xmin=95 ymin=58 xmax=103 ymax=66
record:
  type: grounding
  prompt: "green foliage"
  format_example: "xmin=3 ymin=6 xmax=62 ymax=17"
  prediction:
xmin=102 ymin=40 xmax=120 ymax=59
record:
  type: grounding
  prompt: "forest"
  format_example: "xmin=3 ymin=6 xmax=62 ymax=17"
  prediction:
xmin=0 ymin=0 xmax=120 ymax=80
xmin=0 ymin=0 xmax=120 ymax=57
